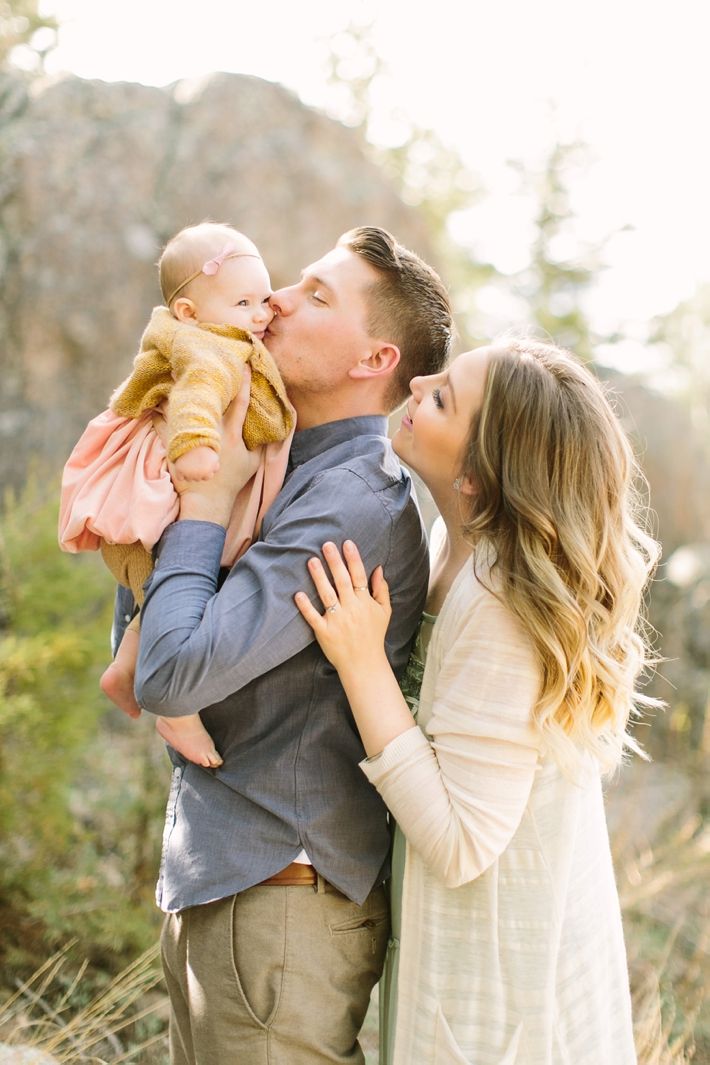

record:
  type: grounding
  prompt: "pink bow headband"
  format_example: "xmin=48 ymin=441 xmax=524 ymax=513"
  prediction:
xmin=166 ymin=244 xmax=261 ymax=306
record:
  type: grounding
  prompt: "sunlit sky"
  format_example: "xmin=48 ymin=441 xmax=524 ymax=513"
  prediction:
xmin=33 ymin=0 xmax=710 ymax=366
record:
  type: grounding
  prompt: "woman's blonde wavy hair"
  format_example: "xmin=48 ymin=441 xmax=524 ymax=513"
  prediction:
xmin=460 ymin=339 xmax=660 ymax=776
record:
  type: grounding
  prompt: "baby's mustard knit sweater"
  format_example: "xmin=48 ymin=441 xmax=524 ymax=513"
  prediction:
xmin=110 ymin=306 xmax=293 ymax=460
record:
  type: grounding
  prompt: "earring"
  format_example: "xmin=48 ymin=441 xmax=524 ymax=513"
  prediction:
xmin=452 ymin=477 xmax=462 ymax=490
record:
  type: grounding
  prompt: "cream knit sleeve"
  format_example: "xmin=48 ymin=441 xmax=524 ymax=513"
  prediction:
xmin=361 ymin=587 xmax=542 ymax=888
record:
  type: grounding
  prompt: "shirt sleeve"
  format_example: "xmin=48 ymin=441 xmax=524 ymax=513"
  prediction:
xmin=360 ymin=591 xmax=543 ymax=888
xmin=111 ymin=583 xmax=139 ymax=657
xmin=134 ymin=467 xmax=397 ymax=716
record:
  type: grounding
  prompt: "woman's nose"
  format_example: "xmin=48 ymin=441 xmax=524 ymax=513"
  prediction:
xmin=409 ymin=375 xmax=423 ymax=398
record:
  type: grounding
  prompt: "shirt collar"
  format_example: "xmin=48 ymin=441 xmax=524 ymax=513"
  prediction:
xmin=288 ymin=415 xmax=388 ymax=469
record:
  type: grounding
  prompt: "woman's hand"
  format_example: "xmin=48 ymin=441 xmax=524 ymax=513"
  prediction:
xmin=295 ymin=540 xmax=391 ymax=676
xmin=167 ymin=368 xmax=263 ymax=527
xmin=296 ymin=540 xmax=417 ymax=758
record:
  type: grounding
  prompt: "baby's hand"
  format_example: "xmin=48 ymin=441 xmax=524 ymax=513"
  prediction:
xmin=173 ymin=446 xmax=220 ymax=482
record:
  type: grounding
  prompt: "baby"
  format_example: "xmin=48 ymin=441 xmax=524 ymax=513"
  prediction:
xmin=60 ymin=223 xmax=293 ymax=768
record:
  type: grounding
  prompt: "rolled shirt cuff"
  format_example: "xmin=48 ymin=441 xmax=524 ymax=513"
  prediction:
xmin=154 ymin=519 xmax=226 ymax=579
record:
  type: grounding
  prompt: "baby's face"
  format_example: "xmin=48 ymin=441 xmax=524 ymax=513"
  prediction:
xmin=192 ymin=255 xmax=274 ymax=339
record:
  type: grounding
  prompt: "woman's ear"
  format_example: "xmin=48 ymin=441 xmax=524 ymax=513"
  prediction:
xmin=172 ymin=298 xmax=198 ymax=322
xmin=454 ymin=473 xmax=476 ymax=496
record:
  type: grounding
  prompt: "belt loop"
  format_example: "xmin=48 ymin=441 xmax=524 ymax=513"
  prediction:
xmin=315 ymin=872 xmax=327 ymax=895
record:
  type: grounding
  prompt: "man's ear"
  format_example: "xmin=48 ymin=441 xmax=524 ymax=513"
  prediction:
xmin=348 ymin=343 xmax=401 ymax=381
xmin=172 ymin=298 xmax=198 ymax=322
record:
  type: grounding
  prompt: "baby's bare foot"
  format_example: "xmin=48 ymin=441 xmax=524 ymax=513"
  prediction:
xmin=155 ymin=715 xmax=223 ymax=768
xmin=100 ymin=662 xmax=142 ymax=719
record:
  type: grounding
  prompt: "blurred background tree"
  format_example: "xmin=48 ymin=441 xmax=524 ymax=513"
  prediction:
xmin=651 ymin=282 xmax=710 ymax=461
xmin=0 ymin=0 xmax=58 ymax=72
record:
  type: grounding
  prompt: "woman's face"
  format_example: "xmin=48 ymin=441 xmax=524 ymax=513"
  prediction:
xmin=392 ymin=346 xmax=491 ymax=496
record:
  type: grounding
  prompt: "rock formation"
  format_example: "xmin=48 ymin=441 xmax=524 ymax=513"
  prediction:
xmin=0 ymin=70 xmax=435 ymax=490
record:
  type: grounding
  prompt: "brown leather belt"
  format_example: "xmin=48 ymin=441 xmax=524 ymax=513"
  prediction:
xmin=259 ymin=861 xmax=317 ymax=887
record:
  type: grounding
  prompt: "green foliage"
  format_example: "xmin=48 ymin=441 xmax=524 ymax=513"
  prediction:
xmin=506 ymin=140 xmax=619 ymax=360
xmin=322 ymin=18 xmax=385 ymax=135
xmin=0 ymin=0 xmax=58 ymax=72
xmin=0 ymin=472 xmax=166 ymax=975
xmin=651 ymin=282 xmax=710 ymax=460
xmin=377 ymin=128 xmax=497 ymax=340
xmin=318 ymin=21 xmax=611 ymax=358
xmin=0 ymin=474 xmax=110 ymax=856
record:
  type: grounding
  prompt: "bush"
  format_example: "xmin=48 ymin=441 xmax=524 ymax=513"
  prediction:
xmin=0 ymin=472 xmax=166 ymax=976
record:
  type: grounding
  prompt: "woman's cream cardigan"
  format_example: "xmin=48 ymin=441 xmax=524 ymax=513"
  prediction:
xmin=361 ymin=559 xmax=636 ymax=1065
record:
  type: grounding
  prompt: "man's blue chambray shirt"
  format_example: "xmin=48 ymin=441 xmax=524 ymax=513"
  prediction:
xmin=131 ymin=415 xmax=429 ymax=911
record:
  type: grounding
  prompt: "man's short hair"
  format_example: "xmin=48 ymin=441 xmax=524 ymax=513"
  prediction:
xmin=338 ymin=227 xmax=453 ymax=410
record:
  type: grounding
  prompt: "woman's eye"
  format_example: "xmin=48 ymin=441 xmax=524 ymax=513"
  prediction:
xmin=432 ymin=388 xmax=444 ymax=409
xmin=311 ymin=291 xmax=326 ymax=304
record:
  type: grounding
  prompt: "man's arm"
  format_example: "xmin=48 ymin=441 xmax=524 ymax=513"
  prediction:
xmin=134 ymin=468 xmax=397 ymax=717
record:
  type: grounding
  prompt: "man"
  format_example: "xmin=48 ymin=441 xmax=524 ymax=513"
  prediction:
xmin=132 ymin=226 xmax=452 ymax=1064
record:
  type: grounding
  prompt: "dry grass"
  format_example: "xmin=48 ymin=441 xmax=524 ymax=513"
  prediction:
xmin=1 ymin=763 xmax=706 ymax=1064
xmin=610 ymin=760 xmax=709 ymax=1064
xmin=0 ymin=944 xmax=167 ymax=1063
xmin=631 ymin=952 xmax=701 ymax=1065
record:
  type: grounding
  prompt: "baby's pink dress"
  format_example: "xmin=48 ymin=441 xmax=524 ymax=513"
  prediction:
xmin=58 ymin=407 xmax=293 ymax=568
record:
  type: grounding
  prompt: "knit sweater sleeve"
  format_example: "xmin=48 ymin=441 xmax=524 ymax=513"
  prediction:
xmin=361 ymin=582 xmax=542 ymax=888
xmin=165 ymin=326 xmax=246 ymax=462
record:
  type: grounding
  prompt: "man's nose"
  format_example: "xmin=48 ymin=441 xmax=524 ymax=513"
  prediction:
xmin=269 ymin=286 xmax=295 ymax=316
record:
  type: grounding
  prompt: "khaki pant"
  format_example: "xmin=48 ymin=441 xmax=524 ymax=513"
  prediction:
xmin=160 ymin=878 xmax=389 ymax=1065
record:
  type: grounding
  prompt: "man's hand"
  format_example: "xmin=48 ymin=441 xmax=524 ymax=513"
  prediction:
xmin=160 ymin=369 xmax=264 ymax=527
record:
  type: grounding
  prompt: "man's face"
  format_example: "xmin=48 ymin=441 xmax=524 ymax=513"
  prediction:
xmin=265 ymin=246 xmax=377 ymax=398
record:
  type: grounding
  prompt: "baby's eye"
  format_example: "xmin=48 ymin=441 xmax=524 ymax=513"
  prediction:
xmin=432 ymin=388 xmax=444 ymax=409
xmin=237 ymin=299 xmax=249 ymax=307
xmin=262 ymin=295 xmax=272 ymax=305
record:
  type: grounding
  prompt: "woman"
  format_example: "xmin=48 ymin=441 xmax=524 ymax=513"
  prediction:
xmin=295 ymin=340 xmax=658 ymax=1065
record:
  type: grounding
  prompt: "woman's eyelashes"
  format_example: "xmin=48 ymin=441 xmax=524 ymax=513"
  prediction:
xmin=432 ymin=387 xmax=444 ymax=410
